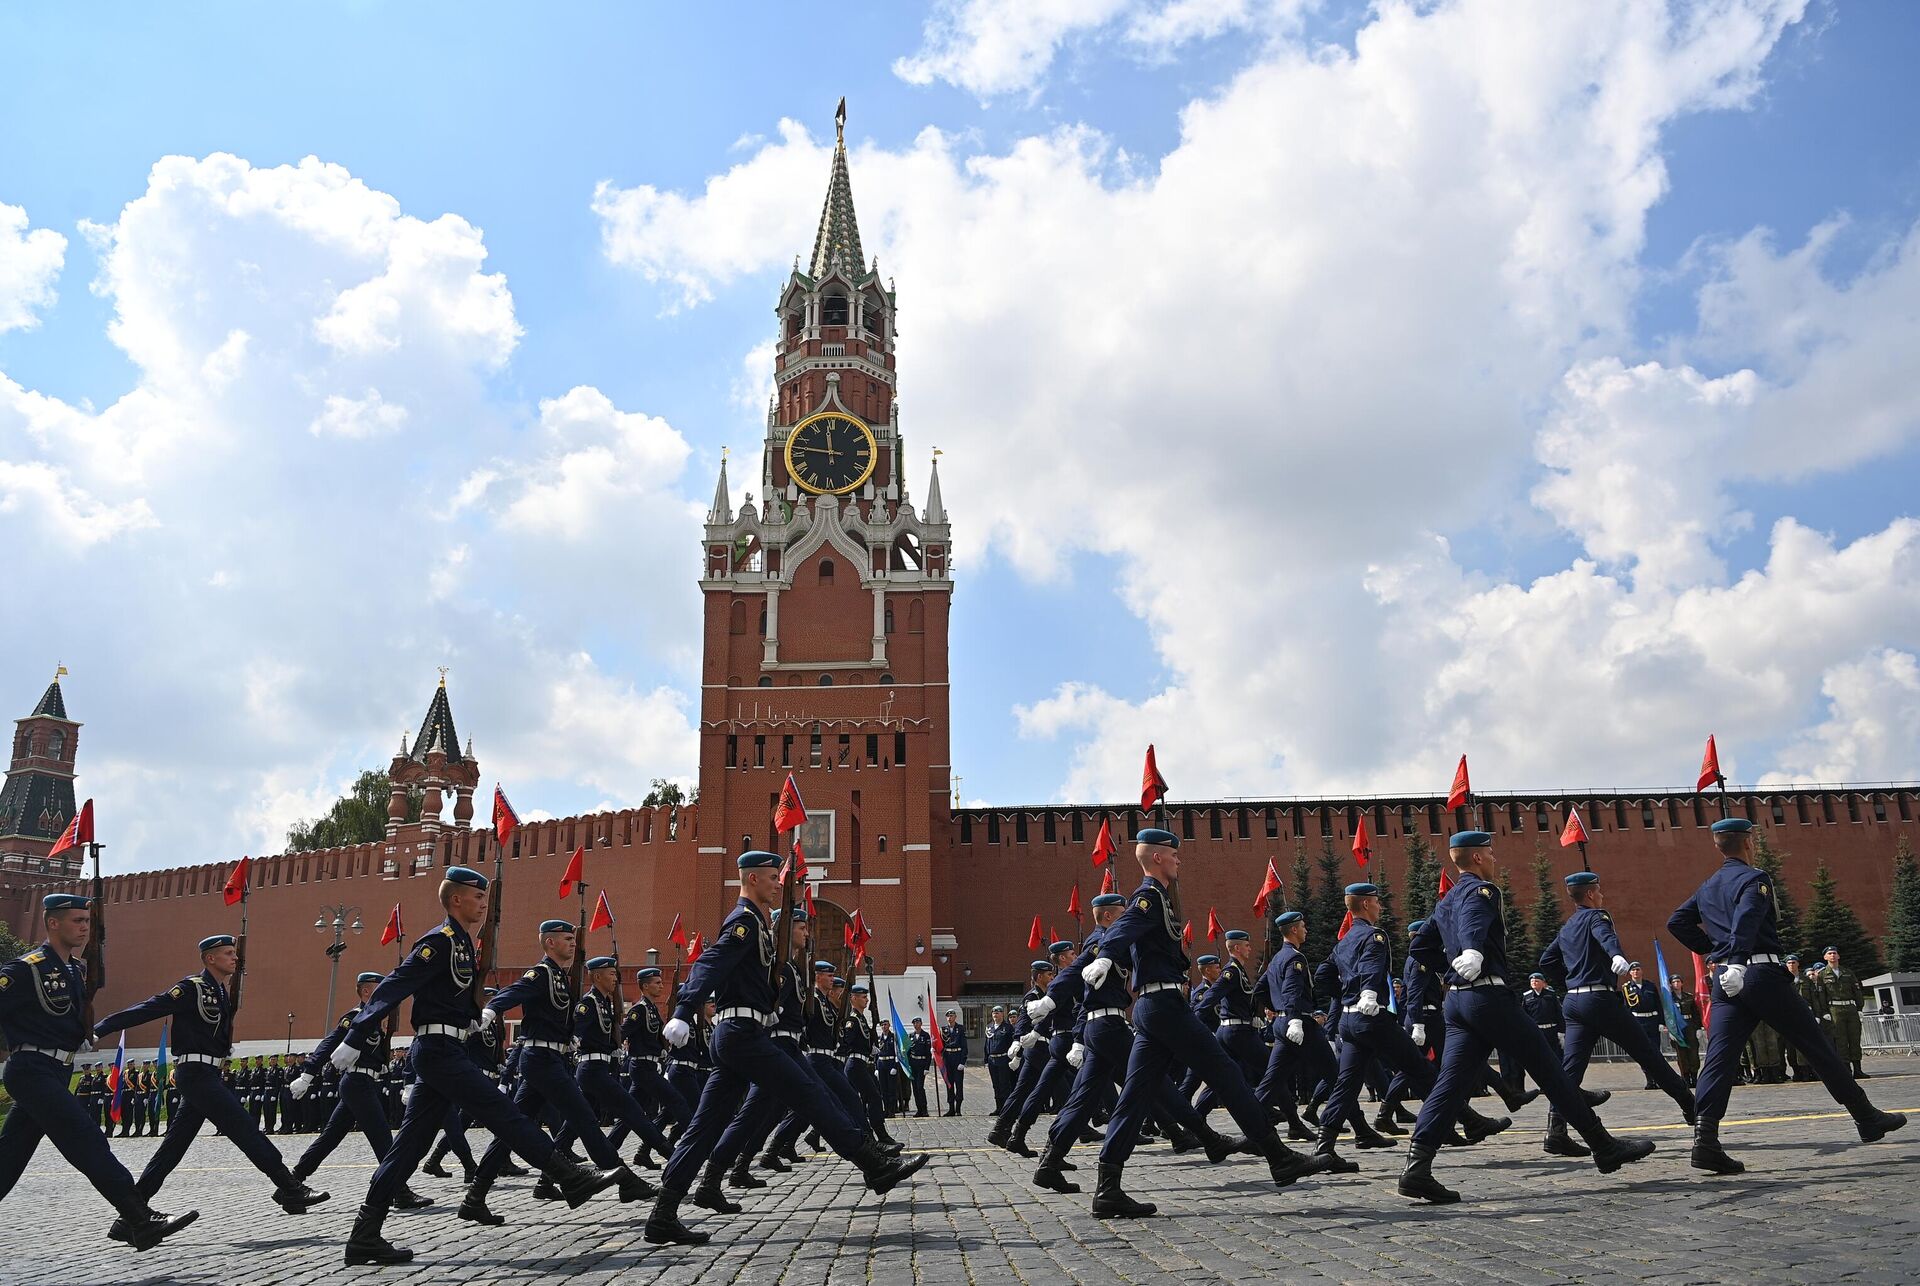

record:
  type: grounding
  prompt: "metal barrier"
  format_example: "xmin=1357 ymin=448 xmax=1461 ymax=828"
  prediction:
xmin=1865 ymin=1013 xmax=1920 ymax=1052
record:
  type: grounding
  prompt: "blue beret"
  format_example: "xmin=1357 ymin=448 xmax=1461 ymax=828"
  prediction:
xmin=1709 ymin=818 xmax=1752 ymax=835
xmin=538 ymin=919 xmax=574 ymax=935
xmin=1224 ymin=929 xmax=1250 ymax=942
xmin=1784 ymin=953 xmax=1799 ymax=963
xmin=1135 ymin=827 xmax=1179 ymax=849
xmin=1406 ymin=919 xmax=1426 ymax=933
xmin=1344 ymin=882 xmax=1380 ymax=897
xmin=1092 ymin=893 xmax=1125 ymax=908
xmin=1448 ymin=830 xmax=1492 ymax=849
xmin=1048 ymin=940 xmax=1074 ymax=955
xmin=355 ymin=972 xmax=383 ymax=986
xmin=1196 ymin=954 xmax=1220 ymax=966
xmin=1031 ymin=960 xmax=1054 ymax=972
xmin=1273 ymin=911 xmax=1304 ymax=927
xmin=1565 ymin=872 xmax=1599 ymax=889
xmin=1823 ymin=945 xmax=1838 ymax=955
xmin=832 ymin=976 xmax=846 ymax=987
xmin=1629 ymin=961 xmax=1642 ymax=969
xmin=851 ymin=983 xmax=869 ymax=994
xmin=42 ymin=892 xmax=90 ymax=911
xmin=199 ymin=934 xmax=235 ymax=952
xmin=1528 ymin=972 xmax=1545 ymax=980
xmin=813 ymin=960 xmax=836 ymax=973
xmin=586 ymin=956 xmax=617 ymax=971
xmin=483 ymin=986 xmax=499 ymax=996
xmin=635 ymin=967 xmax=662 ymax=982
xmin=737 ymin=849 xmax=782 ymax=868
xmin=446 ymin=865 xmax=489 ymax=889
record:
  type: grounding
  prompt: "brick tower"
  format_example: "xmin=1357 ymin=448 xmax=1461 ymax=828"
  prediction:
xmin=697 ymin=99 xmax=954 ymax=974
xmin=0 ymin=670 xmax=82 ymax=881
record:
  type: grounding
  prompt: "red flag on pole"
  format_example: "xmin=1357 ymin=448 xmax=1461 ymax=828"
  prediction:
xmin=1027 ymin=915 xmax=1043 ymax=952
xmin=803 ymin=882 xmax=816 ymax=918
xmin=668 ymin=913 xmax=686 ymax=947
xmin=1437 ymin=864 xmax=1456 ymax=901
xmin=1697 ymin=735 xmax=1723 ymax=792
xmin=845 ymin=910 xmax=872 ymax=967
xmin=1692 ymin=951 xmax=1713 ymax=1029
xmin=1067 ymin=883 xmax=1082 ymax=920
xmin=685 ymin=931 xmax=704 ymax=963
xmin=1446 ymin=755 xmax=1471 ymax=811
xmin=1048 ymin=924 xmax=1059 ymax=948
xmin=1560 ymin=807 xmax=1589 ymax=848
xmin=1090 ymin=817 xmax=1116 ymax=866
xmin=1337 ymin=909 xmax=1355 ymax=940
xmin=589 ymin=892 xmax=614 ymax=932
xmin=927 ymin=992 xmax=947 ymax=1086
xmin=380 ymin=904 xmax=403 ymax=946
xmin=492 ymin=785 xmax=520 ymax=845
xmin=222 ymin=856 xmax=252 ymax=906
xmin=50 ymin=798 xmax=94 ymax=857
xmin=558 ymin=844 xmax=585 ymax=899
xmin=1100 ymin=865 xmax=1116 ymax=895
xmin=1352 ymin=816 xmax=1372 ymax=867
xmin=1206 ymin=907 xmax=1223 ymax=941
xmin=1182 ymin=920 xmax=1193 ymax=947
xmin=1141 ymin=745 xmax=1168 ymax=811
xmin=774 ymin=773 xmax=807 ymax=834
xmin=780 ymin=838 xmax=811 ymax=885
xmin=1254 ymin=860 xmax=1283 ymax=915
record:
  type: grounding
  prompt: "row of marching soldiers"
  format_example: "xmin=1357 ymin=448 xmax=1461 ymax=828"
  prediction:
xmin=977 ymin=821 xmax=1907 ymax=1216
xmin=0 ymin=851 xmax=927 ymax=1264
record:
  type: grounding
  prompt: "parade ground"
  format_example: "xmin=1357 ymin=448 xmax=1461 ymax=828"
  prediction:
xmin=13 ymin=1058 xmax=1914 ymax=1286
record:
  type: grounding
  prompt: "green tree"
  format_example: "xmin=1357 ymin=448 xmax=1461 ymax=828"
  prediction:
xmin=1884 ymin=836 xmax=1920 ymax=972
xmin=1499 ymin=869 xmax=1535 ymax=974
xmin=1803 ymin=859 xmax=1884 ymax=978
xmin=1286 ymin=842 xmax=1312 ymax=917
xmin=1528 ymin=843 xmax=1565 ymax=960
xmin=286 ymin=769 xmax=421 ymax=852
xmin=0 ymin=921 xmax=27 ymax=960
xmin=1403 ymin=833 xmax=1439 ymax=927
xmin=643 ymin=778 xmax=697 ymax=808
xmin=1372 ymin=861 xmax=1401 ymax=949
xmin=1306 ymin=836 xmax=1347 ymax=968
xmin=1751 ymin=833 xmax=1804 ymax=958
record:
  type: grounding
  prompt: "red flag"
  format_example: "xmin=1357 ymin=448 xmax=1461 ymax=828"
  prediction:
xmin=779 ymin=838 xmax=811 ymax=885
xmin=1692 ymin=951 xmax=1713 ymax=1029
xmin=803 ymin=882 xmax=816 ymax=918
xmin=686 ymin=931 xmax=704 ymax=963
xmin=846 ymin=910 xmax=872 ymax=967
xmin=1100 ymin=865 xmax=1116 ymax=895
xmin=107 ymin=1037 xmax=125 ymax=1124
xmin=927 ymin=991 xmax=948 ymax=1087
xmin=1090 ymin=817 xmax=1116 ymax=866
xmin=1560 ymin=807 xmax=1589 ymax=848
xmin=1337 ymin=909 xmax=1354 ymax=941
xmin=1437 ymin=864 xmax=1456 ymax=901
xmin=1697 ymin=735 xmax=1723 ymax=792
xmin=589 ymin=892 xmax=614 ymax=932
xmin=1182 ymin=920 xmax=1193 ymax=947
xmin=492 ymin=785 xmax=520 ymax=845
xmin=380 ymin=904 xmax=403 ymax=946
xmin=668 ymin=913 xmax=686 ymax=948
xmin=774 ymin=773 xmax=807 ymax=834
xmin=49 ymin=798 xmax=94 ymax=858
xmin=558 ymin=844 xmax=585 ymax=899
xmin=1027 ymin=915 xmax=1043 ymax=952
xmin=1206 ymin=907 xmax=1223 ymax=942
xmin=1067 ymin=883 xmax=1082 ymax=920
xmin=1254 ymin=860 xmax=1283 ymax=915
xmin=1048 ymin=924 xmax=1059 ymax=948
xmin=1446 ymin=755 xmax=1471 ymax=811
xmin=1352 ymin=816 xmax=1372 ymax=867
xmin=222 ymin=856 xmax=252 ymax=906
xmin=1141 ymin=745 xmax=1168 ymax=811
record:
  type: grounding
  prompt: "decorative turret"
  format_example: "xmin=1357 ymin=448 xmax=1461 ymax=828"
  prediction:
xmin=387 ymin=672 xmax=480 ymax=835
xmin=0 ymin=668 xmax=82 ymax=877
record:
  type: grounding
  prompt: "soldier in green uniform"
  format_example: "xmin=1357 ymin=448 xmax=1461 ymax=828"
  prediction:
xmin=1746 ymin=1021 xmax=1784 ymax=1084
xmin=1787 ymin=955 xmax=1822 ymax=1081
xmin=1821 ymin=947 xmax=1868 ymax=1078
xmin=1668 ymin=974 xmax=1700 ymax=1087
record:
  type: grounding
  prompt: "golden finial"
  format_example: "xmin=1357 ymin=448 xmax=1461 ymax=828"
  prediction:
xmin=835 ymin=96 xmax=847 ymax=144
xmin=437 ymin=666 xmax=449 ymax=689
xmin=55 ymin=664 xmax=68 ymax=680
xmin=932 ymin=447 xmax=943 ymax=457
xmin=951 ymin=773 xmax=962 ymax=808
xmin=722 ymin=446 xmax=729 ymax=461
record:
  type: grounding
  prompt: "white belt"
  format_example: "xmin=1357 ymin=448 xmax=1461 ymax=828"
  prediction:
xmin=13 ymin=1045 xmax=75 ymax=1065
xmin=1139 ymin=982 xmax=1183 ymax=995
xmin=1085 ymin=1007 xmax=1129 ymax=1021
xmin=669 ymin=1060 xmax=700 ymax=1070
xmin=1537 ymin=1023 xmax=1557 ymax=1030
xmin=176 ymin=1053 xmax=225 ymax=1067
xmin=1734 ymin=954 xmax=1783 ymax=966
xmin=1217 ymin=1018 xmax=1253 ymax=1027
xmin=716 ymin=1007 xmax=773 ymax=1026
xmin=1569 ymin=985 xmax=1611 ymax=994
xmin=771 ymin=1030 xmax=800 ymax=1043
xmin=342 ymin=1066 xmax=376 ymax=1077
xmin=1450 ymin=977 xmax=1507 ymax=990
xmin=481 ymin=1069 xmax=500 ymax=1080
xmin=522 ymin=1039 xmax=571 ymax=1053
xmin=416 ymin=1023 xmax=474 ymax=1039
xmin=845 ymin=1053 xmax=871 ymax=1064
xmin=579 ymin=1052 xmax=615 ymax=1063
xmin=1831 ymin=1000 xmax=1858 ymax=1007
xmin=1631 ymin=1013 xmax=1658 ymax=1019
xmin=1341 ymin=1006 xmax=1375 ymax=1014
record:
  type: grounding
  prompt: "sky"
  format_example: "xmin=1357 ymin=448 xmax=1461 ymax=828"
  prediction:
xmin=2 ymin=0 xmax=1917 ymax=873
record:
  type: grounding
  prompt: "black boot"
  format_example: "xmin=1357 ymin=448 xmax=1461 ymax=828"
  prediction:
xmin=633 ymin=1144 xmax=656 ymax=1170
xmin=986 ymin=1119 xmax=1012 ymax=1150
xmin=728 ymin=1157 xmax=768 ymax=1189
xmin=1195 ymin=1123 xmax=1245 ymax=1164
xmin=1006 ymin=1123 xmax=1038 ymax=1158
xmin=1498 ymin=1083 xmax=1540 ymax=1113
xmin=1542 ymin=1117 xmax=1589 ymax=1158
xmin=1396 ymin=1142 xmax=1458 ymax=1204
xmin=643 ymin=1190 xmax=711 ymax=1246
xmin=1371 ymin=1108 xmax=1406 ymax=1137
xmin=1854 ymin=1106 xmax=1906 ymax=1143
xmin=1394 ymin=1104 xmax=1417 ymax=1125
xmin=1690 ymin=1122 xmax=1743 ymax=1175
xmin=757 ymin=1148 xmax=790 ymax=1173
xmin=854 ymin=1137 xmax=930 ymax=1195
xmin=618 ymin=1166 xmax=659 ymax=1202
xmin=543 ymin=1154 xmax=621 ymax=1209
xmin=1350 ymin=1116 xmax=1397 ymax=1150
xmin=1583 ymin=1087 xmax=1610 ymax=1107
xmin=1854 ymin=1061 xmax=1872 ymax=1079
xmin=421 ymin=1157 xmax=452 ymax=1180
xmin=1586 ymin=1130 xmax=1656 ymax=1175
xmin=531 ymin=1178 xmax=565 ymax=1201
xmin=499 ymin=1159 xmax=528 ymax=1176
xmin=109 ymin=1208 xmax=200 ymax=1253
xmin=394 ymin=1185 xmax=432 ymax=1210
xmin=1090 ymin=1162 xmax=1156 ymax=1218
xmin=1165 ymin=1124 xmax=1202 ymax=1154
xmin=457 ymin=1173 xmax=505 ymax=1226
xmin=1459 ymin=1107 xmax=1511 ymax=1144
xmin=273 ymin=1182 xmax=329 ymax=1214
xmin=1313 ymin=1138 xmax=1359 ymax=1175
xmin=344 ymin=1204 xmax=413 ymax=1266
xmin=1032 ymin=1139 xmax=1081 ymax=1194
xmin=691 ymin=1163 xmax=742 ymax=1213
xmin=1266 ymin=1135 xmax=1333 ymax=1186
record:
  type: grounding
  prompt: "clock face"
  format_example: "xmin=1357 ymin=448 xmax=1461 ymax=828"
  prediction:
xmin=784 ymin=411 xmax=878 ymax=495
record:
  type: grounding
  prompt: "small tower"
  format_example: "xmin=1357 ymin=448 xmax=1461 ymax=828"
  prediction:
xmin=388 ymin=673 xmax=480 ymax=835
xmin=0 ymin=670 xmax=82 ymax=878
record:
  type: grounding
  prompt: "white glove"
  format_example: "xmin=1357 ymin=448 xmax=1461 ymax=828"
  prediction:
xmin=78 ymin=1036 xmax=96 ymax=1054
xmin=1081 ymin=957 xmax=1114 ymax=989
xmin=1285 ymin=1019 xmax=1304 ymax=1045
xmin=480 ymin=1007 xmax=500 ymax=1033
xmin=288 ymin=1073 xmax=314 ymax=1099
xmin=663 ymin=1018 xmax=691 ymax=1048
xmin=1018 ymin=1029 xmax=1044 ymax=1050
xmin=1610 ymin=955 xmax=1631 ymax=977
xmin=403 ymin=1084 xmax=416 ymax=1107
xmin=1066 ymin=1043 xmax=1086 ymax=1069
xmin=1357 ymin=989 xmax=1381 ymax=1017
xmin=1026 ymin=995 xmax=1055 ymax=1022
xmin=1719 ymin=963 xmax=1746 ymax=997
xmin=1411 ymin=1023 xmax=1427 ymax=1047
xmin=1008 ymin=1051 xmax=1022 ymax=1072
xmin=1451 ymin=949 xmax=1484 ymax=981
xmin=328 ymin=1041 xmax=359 ymax=1072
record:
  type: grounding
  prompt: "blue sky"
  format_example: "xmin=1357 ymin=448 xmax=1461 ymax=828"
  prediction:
xmin=2 ymin=1 xmax=1917 ymax=869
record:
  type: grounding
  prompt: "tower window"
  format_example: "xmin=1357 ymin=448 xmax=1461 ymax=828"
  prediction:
xmin=878 ymin=672 xmax=894 ymax=684
xmin=47 ymin=731 xmax=63 ymax=758
xmin=866 ymin=733 xmax=879 ymax=764
xmin=758 ymin=676 xmax=773 ymax=687
xmin=884 ymin=604 xmax=895 ymax=634
xmin=908 ymin=601 xmax=924 ymax=634
xmin=758 ymin=606 xmax=767 ymax=636
xmin=729 ymin=601 xmax=747 ymax=634
xmin=822 ymin=294 xmax=849 ymax=326
xmin=894 ymin=731 xmax=907 ymax=764
xmin=818 ymin=674 xmax=834 ymax=686
xmin=819 ymin=559 xmax=835 ymax=584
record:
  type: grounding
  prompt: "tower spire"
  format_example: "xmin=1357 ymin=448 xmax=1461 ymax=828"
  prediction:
xmin=810 ymin=97 xmax=865 ymax=279
xmin=708 ymin=449 xmax=733 ymax=524
xmin=924 ymin=450 xmax=947 ymax=525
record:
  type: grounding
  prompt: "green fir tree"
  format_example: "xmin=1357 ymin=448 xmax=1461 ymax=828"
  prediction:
xmin=1499 ymin=868 xmax=1535 ymax=974
xmin=1803 ymin=859 xmax=1884 ymax=978
xmin=1751 ymin=833 xmax=1805 ymax=958
xmin=1307 ymin=836 xmax=1347 ymax=969
xmin=1884 ymin=836 xmax=1920 ymax=972
xmin=1403 ymin=834 xmax=1439 ymax=927
xmin=1528 ymin=843 xmax=1565 ymax=960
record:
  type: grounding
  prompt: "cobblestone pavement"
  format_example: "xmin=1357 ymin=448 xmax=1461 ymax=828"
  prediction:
xmin=9 ymin=1058 xmax=1918 ymax=1285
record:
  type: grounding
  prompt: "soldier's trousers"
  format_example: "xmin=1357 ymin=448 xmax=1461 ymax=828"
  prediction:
xmin=0 ymin=1050 xmax=148 ymax=1218
xmin=1012 ymin=1035 xmax=1077 ymax=1132
xmin=136 ymin=1063 xmax=298 ymax=1200
xmin=1050 ymin=1014 xmax=1200 ymax=1149
xmin=767 ymin=1051 xmax=868 ymax=1153
xmin=294 ymin=1071 xmax=392 ymax=1178
xmin=1675 ymin=1033 xmax=1700 ymax=1081
xmin=631 ymin=1058 xmax=692 ymax=1128
xmin=1830 ymin=1006 xmax=1864 ymax=1062
xmin=476 ymin=1048 xmax=626 ymax=1184
xmin=661 ymin=1020 xmax=866 ymax=1196
xmin=986 ymin=1055 xmax=1012 ymax=1111
xmin=843 ymin=1056 xmax=894 ymax=1139
xmin=945 ymin=1060 xmax=965 ymax=1112
xmin=426 ymin=1104 xmax=478 ymax=1173
xmin=1322 ymin=1012 xmax=1434 ymax=1145
xmin=1100 ymin=990 xmax=1274 ymax=1167
xmin=665 ymin=1062 xmax=706 ymax=1145
xmin=1256 ymin=1018 xmax=1336 ymax=1110
xmin=910 ymin=1066 xmax=929 ymax=1115
xmin=1556 ymin=992 xmax=1693 ymax=1128
xmin=567 ymin=1060 xmax=672 ymax=1157
xmin=1696 ymin=965 xmax=1867 ymax=1125
xmin=1412 ymin=988 xmax=1602 ymax=1150
xmin=1195 ymin=1025 xmax=1268 ymax=1116
xmin=997 ymin=1044 xmax=1051 ymax=1127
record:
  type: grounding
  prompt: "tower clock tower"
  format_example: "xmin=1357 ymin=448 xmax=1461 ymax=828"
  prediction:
xmin=696 ymin=101 xmax=953 ymax=972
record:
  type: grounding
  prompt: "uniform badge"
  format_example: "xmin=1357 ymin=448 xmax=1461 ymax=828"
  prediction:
xmin=1478 ymin=886 xmax=1492 ymax=898
xmin=0 ymin=975 xmax=10 ymax=990
xmin=1293 ymin=961 xmax=1303 ymax=971
xmin=24 ymin=951 xmax=43 ymax=964
xmin=733 ymin=924 xmax=748 ymax=939
xmin=1760 ymin=884 xmax=1770 ymax=898
xmin=169 ymin=986 xmax=183 ymax=998
xmin=1137 ymin=897 xmax=1151 ymax=911
xmin=421 ymin=946 xmax=434 ymax=960
xmin=523 ymin=969 xmax=539 ymax=980
xmin=1374 ymin=932 xmax=1384 ymax=942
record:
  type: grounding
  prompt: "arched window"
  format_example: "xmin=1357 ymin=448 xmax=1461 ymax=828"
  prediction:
xmin=757 ymin=606 xmax=768 ymax=636
xmin=822 ymin=294 xmax=849 ymax=326
xmin=819 ymin=558 xmax=835 ymax=584
xmin=757 ymin=676 xmax=773 ymax=688
xmin=884 ymin=604 xmax=895 ymax=634
xmin=908 ymin=601 xmax=924 ymax=634
xmin=727 ymin=675 xmax=741 ymax=690
xmin=818 ymin=674 xmax=834 ymax=686
xmin=876 ymin=835 xmax=888 ymax=853
xmin=729 ymin=601 xmax=747 ymax=634
xmin=878 ymin=673 xmax=894 ymax=685
xmin=46 ymin=731 xmax=63 ymax=759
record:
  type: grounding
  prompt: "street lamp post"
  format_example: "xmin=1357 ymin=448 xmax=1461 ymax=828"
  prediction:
xmin=286 ymin=1011 xmax=294 ymax=1054
xmin=314 ymin=904 xmax=364 ymax=1030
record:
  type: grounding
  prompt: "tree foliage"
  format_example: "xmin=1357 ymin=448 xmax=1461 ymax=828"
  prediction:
xmin=1751 ymin=833 xmax=1804 ymax=958
xmin=1528 ymin=843 xmax=1565 ymax=962
xmin=1403 ymin=833 xmax=1439 ymax=928
xmin=1499 ymin=868 xmax=1534 ymax=975
xmin=643 ymin=778 xmax=697 ymax=808
xmin=1885 ymin=836 xmax=1920 ymax=972
xmin=286 ymin=770 xmax=421 ymax=853
xmin=1803 ymin=858 xmax=1884 ymax=978
xmin=0 ymin=921 xmax=28 ymax=960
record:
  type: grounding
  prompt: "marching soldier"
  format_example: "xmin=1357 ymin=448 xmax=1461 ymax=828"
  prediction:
xmin=942 ymin=1008 xmax=968 ymax=1115
xmin=567 ymin=955 xmax=673 ymax=1192
xmin=1622 ymin=963 xmax=1669 ymax=1089
xmin=1668 ymin=818 xmax=1905 ymax=1175
xmin=420 ymin=986 xmax=502 ymax=1183
xmin=1787 ymin=955 xmax=1821 ymax=1081
xmin=996 ymin=945 xmax=1078 ymax=1156
xmin=609 ymin=966 xmax=690 ymax=1163
xmin=1669 ymin=973 xmax=1701 ymax=1087
xmin=906 ymin=1017 xmax=934 ymax=1116
xmin=1821 ymin=947 xmax=1869 ymax=1077
xmin=838 ymin=983 xmax=902 ymax=1150
xmin=1194 ymin=931 xmax=1267 ymax=1118
xmin=92 ymin=934 xmax=328 ymax=1216
xmin=665 ymin=992 xmax=713 ymax=1130
xmin=0 ymin=893 xmax=199 ymax=1251
xmin=983 ymin=1005 xmax=1014 ymax=1112
xmin=1255 ymin=911 xmax=1335 ymax=1139
xmin=1521 ymin=974 xmax=1566 ymax=1058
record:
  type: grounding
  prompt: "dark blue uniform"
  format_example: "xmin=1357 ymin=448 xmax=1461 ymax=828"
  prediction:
xmin=1008 ymin=981 xmax=1077 ymax=1139
xmin=839 ymin=1002 xmax=896 ymax=1142
xmin=765 ymin=981 xmax=870 ymax=1154
xmin=620 ymin=996 xmax=691 ymax=1132
xmin=1254 ymin=942 xmax=1333 ymax=1122
xmin=983 ymin=1017 xmax=1015 ymax=1110
xmin=1194 ymin=957 xmax=1265 ymax=1115
xmin=290 ymin=1004 xmax=402 ymax=1183
xmin=1541 ymin=909 xmax=1693 ymax=1118
xmin=942 ymin=1019 xmax=968 ymax=1113
xmin=1316 ymin=919 xmax=1435 ymax=1152
xmin=566 ymin=985 xmax=672 ymax=1163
